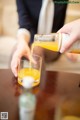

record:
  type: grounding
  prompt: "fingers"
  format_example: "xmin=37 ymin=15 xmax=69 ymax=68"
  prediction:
xmin=24 ymin=48 xmax=31 ymax=60
xmin=11 ymin=45 xmax=31 ymax=76
xmin=58 ymin=25 xmax=71 ymax=53
xmin=30 ymin=55 xmax=37 ymax=64
xmin=60 ymin=33 xmax=78 ymax=53
xmin=65 ymin=53 xmax=78 ymax=62
xmin=26 ymin=49 xmax=31 ymax=60
xmin=24 ymin=51 xmax=37 ymax=64
xmin=11 ymin=55 xmax=20 ymax=77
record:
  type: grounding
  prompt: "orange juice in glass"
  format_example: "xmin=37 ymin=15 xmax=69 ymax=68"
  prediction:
xmin=18 ymin=54 xmax=42 ymax=87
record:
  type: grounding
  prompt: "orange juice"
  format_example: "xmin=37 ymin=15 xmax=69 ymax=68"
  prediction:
xmin=32 ymin=33 xmax=60 ymax=52
xmin=32 ymin=41 xmax=59 ymax=52
xmin=18 ymin=68 xmax=40 ymax=87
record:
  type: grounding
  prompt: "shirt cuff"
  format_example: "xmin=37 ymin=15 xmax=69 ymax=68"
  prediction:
xmin=17 ymin=28 xmax=31 ymax=42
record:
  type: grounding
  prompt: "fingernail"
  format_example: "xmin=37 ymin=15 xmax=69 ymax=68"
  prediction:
xmin=14 ymin=72 xmax=18 ymax=77
xmin=15 ymin=74 xmax=18 ymax=77
xmin=14 ymin=64 xmax=17 ymax=67
xmin=60 ymin=48 xmax=65 ymax=53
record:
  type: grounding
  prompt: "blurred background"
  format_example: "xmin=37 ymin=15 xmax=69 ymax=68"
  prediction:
xmin=0 ymin=0 xmax=80 ymax=73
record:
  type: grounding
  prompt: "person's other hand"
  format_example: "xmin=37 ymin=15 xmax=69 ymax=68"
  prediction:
xmin=58 ymin=19 xmax=80 ymax=53
xmin=65 ymin=53 xmax=80 ymax=62
xmin=11 ymin=40 xmax=31 ymax=77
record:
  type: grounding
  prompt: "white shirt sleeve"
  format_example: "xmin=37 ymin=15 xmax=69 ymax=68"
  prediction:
xmin=17 ymin=28 xmax=31 ymax=40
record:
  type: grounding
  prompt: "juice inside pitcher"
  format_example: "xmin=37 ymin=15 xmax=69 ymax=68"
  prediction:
xmin=32 ymin=33 xmax=60 ymax=52
xmin=32 ymin=41 xmax=59 ymax=52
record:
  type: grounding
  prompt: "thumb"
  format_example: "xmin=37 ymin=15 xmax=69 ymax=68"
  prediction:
xmin=60 ymin=33 xmax=78 ymax=53
xmin=24 ymin=49 xmax=31 ymax=60
xmin=58 ymin=24 xmax=70 ymax=34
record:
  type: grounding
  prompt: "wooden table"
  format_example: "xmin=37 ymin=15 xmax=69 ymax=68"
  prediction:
xmin=0 ymin=69 xmax=80 ymax=120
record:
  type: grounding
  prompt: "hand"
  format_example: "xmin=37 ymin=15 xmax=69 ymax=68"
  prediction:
xmin=11 ymin=40 xmax=31 ymax=77
xmin=65 ymin=53 xmax=80 ymax=62
xmin=58 ymin=19 xmax=80 ymax=53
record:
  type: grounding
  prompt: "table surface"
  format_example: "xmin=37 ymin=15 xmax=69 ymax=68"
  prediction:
xmin=0 ymin=69 xmax=80 ymax=120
